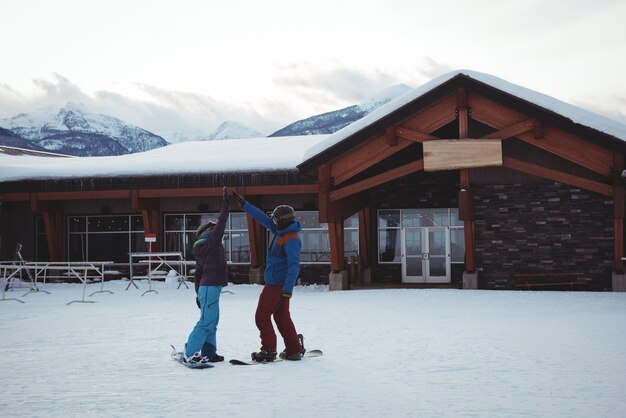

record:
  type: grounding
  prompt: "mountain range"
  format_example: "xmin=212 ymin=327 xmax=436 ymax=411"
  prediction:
xmin=0 ymin=85 xmax=411 ymax=157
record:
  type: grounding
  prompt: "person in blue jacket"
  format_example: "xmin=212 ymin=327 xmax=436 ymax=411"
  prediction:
xmin=233 ymin=191 xmax=305 ymax=362
xmin=184 ymin=186 xmax=229 ymax=364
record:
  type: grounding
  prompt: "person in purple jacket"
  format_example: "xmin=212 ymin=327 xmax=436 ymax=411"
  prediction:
xmin=233 ymin=191 xmax=305 ymax=362
xmin=183 ymin=186 xmax=229 ymax=364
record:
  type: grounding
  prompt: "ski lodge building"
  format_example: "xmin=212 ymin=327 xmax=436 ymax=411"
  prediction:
xmin=2 ymin=70 xmax=626 ymax=291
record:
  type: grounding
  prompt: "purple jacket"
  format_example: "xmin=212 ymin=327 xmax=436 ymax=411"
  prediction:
xmin=192 ymin=199 xmax=229 ymax=291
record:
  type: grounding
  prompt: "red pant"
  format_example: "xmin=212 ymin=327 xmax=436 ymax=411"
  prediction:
xmin=255 ymin=284 xmax=302 ymax=354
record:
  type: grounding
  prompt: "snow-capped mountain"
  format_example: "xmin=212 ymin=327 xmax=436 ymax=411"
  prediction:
xmin=205 ymin=121 xmax=262 ymax=140
xmin=269 ymin=84 xmax=412 ymax=137
xmin=0 ymin=127 xmax=47 ymax=151
xmin=0 ymin=84 xmax=412 ymax=155
xmin=0 ymin=103 xmax=169 ymax=156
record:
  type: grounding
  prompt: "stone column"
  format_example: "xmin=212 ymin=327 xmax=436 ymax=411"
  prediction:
xmin=329 ymin=271 xmax=347 ymax=291
xmin=463 ymin=271 xmax=478 ymax=289
xmin=248 ymin=267 xmax=263 ymax=285
xmin=612 ymin=272 xmax=626 ymax=292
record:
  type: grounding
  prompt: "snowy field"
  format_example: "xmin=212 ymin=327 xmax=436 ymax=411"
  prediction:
xmin=1 ymin=279 xmax=625 ymax=418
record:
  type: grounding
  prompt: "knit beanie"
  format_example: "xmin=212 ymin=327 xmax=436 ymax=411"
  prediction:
xmin=196 ymin=220 xmax=217 ymax=237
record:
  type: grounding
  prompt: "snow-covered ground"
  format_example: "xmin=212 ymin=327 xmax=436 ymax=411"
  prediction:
xmin=1 ymin=279 xmax=625 ymax=418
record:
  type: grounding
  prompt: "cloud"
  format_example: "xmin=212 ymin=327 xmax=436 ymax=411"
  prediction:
xmin=417 ymin=57 xmax=455 ymax=80
xmin=0 ymin=74 xmax=90 ymax=116
xmin=0 ymin=74 xmax=281 ymax=139
xmin=273 ymin=63 xmax=408 ymax=111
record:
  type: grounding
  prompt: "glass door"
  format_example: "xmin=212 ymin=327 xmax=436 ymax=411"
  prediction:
xmin=425 ymin=227 xmax=450 ymax=283
xmin=401 ymin=228 xmax=425 ymax=283
xmin=401 ymin=227 xmax=451 ymax=283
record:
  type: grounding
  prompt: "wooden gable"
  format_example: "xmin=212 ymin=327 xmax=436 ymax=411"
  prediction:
xmin=301 ymin=75 xmax=625 ymax=221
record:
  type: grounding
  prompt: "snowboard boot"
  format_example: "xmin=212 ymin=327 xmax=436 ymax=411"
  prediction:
xmin=279 ymin=351 xmax=302 ymax=361
xmin=251 ymin=349 xmax=277 ymax=363
xmin=207 ymin=354 xmax=224 ymax=363
xmin=279 ymin=334 xmax=306 ymax=361
xmin=201 ymin=342 xmax=223 ymax=363
xmin=184 ymin=351 xmax=210 ymax=364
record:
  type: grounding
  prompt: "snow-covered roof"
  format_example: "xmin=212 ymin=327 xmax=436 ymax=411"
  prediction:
xmin=0 ymin=135 xmax=329 ymax=183
xmin=301 ymin=69 xmax=626 ymax=163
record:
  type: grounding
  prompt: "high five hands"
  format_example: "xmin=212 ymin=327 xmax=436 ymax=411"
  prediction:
xmin=232 ymin=191 xmax=246 ymax=208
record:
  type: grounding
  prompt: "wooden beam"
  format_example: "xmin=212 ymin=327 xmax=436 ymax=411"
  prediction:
xmin=471 ymin=94 xmax=612 ymax=176
xmin=385 ymin=127 xmax=397 ymax=146
xmin=140 ymin=184 xmax=318 ymax=199
xmin=457 ymin=88 xmax=469 ymax=137
xmin=502 ymin=156 xmax=613 ymax=196
xmin=533 ymin=119 xmax=543 ymax=139
xmin=330 ymin=159 xmax=424 ymax=201
xmin=331 ymin=94 xmax=457 ymax=186
xmin=395 ymin=126 xmax=439 ymax=143
xmin=3 ymin=185 xmax=318 ymax=203
xmin=0 ymin=192 xmax=35 ymax=202
xmin=480 ymin=119 xmax=538 ymax=140
xmin=7 ymin=185 xmax=317 ymax=203
xmin=37 ymin=190 xmax=131 ymax=201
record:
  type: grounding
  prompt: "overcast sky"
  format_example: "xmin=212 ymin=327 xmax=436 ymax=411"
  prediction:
xmin=1 ymin=0 xmax=625 ymax=139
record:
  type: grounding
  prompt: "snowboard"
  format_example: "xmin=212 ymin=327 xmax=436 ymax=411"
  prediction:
xmin=171 ymin=345 xmax=214 ymax=369
xmin=229 ymin=349 xmax=323 ymax=366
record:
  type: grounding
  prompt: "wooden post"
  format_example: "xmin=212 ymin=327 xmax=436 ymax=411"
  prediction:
xmin=32 ymin=196 xmax=63 ymax=262
xmin=458 ymin=88 xmax=476 ymax=273
xmin=318 ymin=164 xmax=332 ymax=223
xmin=358 ymin=207 xmax=370 ymax=269
xmin=134 ymin=193 xmax=160 ymax=251
xmin=247 ymin=214 xmax=266 ymax=268
xmin=328 ymin=220 xmax=345 ymax=273
xmin=42 ymin=205 xmax=63 ymax=262
xmin=613 ymin=153 xmax=624 ymax=273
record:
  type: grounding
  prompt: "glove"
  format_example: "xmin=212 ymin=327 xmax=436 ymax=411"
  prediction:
xmin=232 ymin=191 xmax=246 ymax=207
xmin=222 ymin=186 xmax=228 ymax=201
xmin=281 ymin=291 xmax=292 ymax=300
xmin=196 ymin=297 xmax=201 ymax=309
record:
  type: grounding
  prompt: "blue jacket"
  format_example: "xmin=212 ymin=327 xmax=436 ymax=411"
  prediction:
xmin=242 ymin=201 xmax=302 ymax=294
xmin=192 ymin=199 xmax=229 ymax=291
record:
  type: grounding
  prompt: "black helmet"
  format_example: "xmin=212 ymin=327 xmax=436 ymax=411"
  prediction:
xmin=272 ymin=205 xmax=296 ymax=229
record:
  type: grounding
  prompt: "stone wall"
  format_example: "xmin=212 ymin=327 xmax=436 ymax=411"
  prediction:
xmin=474 ymin=182 xmax=614 ymax=290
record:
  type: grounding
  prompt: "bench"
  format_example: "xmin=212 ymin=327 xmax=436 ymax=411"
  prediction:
xmin=513 ymin=272 xmax=589 ymax=290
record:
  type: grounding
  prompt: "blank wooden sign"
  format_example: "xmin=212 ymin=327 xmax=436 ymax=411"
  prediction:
xmin=423 ymin=139 xmax=502 ymax=171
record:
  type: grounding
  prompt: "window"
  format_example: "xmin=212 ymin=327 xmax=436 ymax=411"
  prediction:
xmin=298 ymin=212 xmax=359 ymax=264
xmin=67 ymin=215 xmax=145 ymax=263
xmin=298 ymin=212 xmax=330 ymax=263
xmin=378 ymin=210 xmax=401 ymax=262
xmin=377 ymin=209 xmax=464 ymax=264
xmin=163 ymin=213 xmax=250 ymax=264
